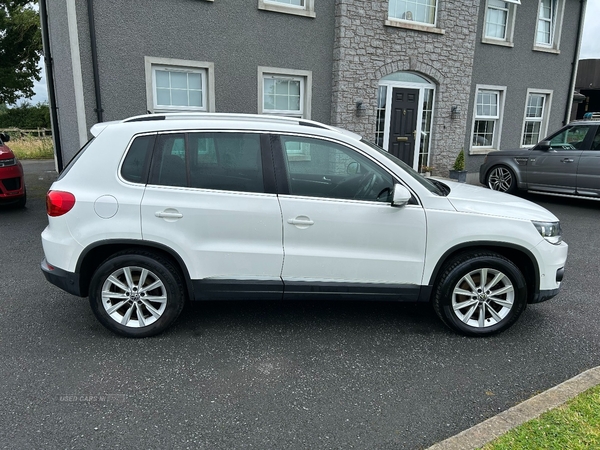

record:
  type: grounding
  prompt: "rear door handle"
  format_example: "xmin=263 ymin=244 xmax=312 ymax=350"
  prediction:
xmin=155 ymin=210 xmax=183 ymax=219
xmin=561 ymin=158 xmax=574 ymax=163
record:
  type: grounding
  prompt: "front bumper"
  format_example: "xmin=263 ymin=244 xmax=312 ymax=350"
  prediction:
xmin=41 ymin=258 xmax=84 ymax=297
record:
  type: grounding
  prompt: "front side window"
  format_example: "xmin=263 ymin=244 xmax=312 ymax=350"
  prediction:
xmin=280 ymin=136 xmax=394 ymax=202
xmin=522 ymin=92 xmax=551 ymax=147
xmin=150 ymin=132 xmax=264 ymax=193
xmin=258 ymin=67 xmax=312 ymax=119
xmin=547 ymin=125 xmax=593 ymax=150
xmin=472 ymin=90 xmax=501 ymax=149
xmin=145 ymin=57 xmax=215 ymax=113
xmin=388 ymin=0 xmax=437 ymax=26
xmin=258 ymin=0 xmax=315 ymax=17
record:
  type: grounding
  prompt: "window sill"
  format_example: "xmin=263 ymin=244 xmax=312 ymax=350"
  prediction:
xmin=481 ymin=37 xmax=514 ymax=48
xmin=469 ymin=147 xmax=497 ymax=155
xmin=532 ymin=45 xmax=560 ymax=55
xmin=384 ymin=19 xmax=445 ymax=35
xmin=258 ymin=3 xmax=315 ymax=18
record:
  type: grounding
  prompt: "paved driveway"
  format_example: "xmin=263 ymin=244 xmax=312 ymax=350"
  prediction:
xmin=1 ymin=161 xmax=599 ymax=449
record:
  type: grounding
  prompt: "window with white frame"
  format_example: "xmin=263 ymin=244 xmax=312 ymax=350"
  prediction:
xmin=522 ymin=91 xmax=551 ymax=146
xmin=388 ymin=0 xmax=437 ymax=26
xmin=483 ymin=0 xmax=519 ymax=45
xmin=534 ymin=0 xmax=564 ymax=51
xmin=145 ymin=57 xmax=215 ymax=113
xmin=471 ymin=87 xmax=506 ymax=152
xmin=258 ymin=67 xmax=312 ymax=119
xmin=258 ymin=0 xmax=315 ymax=18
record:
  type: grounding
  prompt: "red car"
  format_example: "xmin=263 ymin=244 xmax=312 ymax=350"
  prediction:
xmin=0 ymin=133 xmax=26 ymax=208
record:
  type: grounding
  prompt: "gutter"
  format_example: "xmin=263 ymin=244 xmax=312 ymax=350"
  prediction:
xmin=38 ymin=0 xmax=63 ymax=171
xmin=564 ymin=0 xmax=587 ymax=125
xmin=86 ymin=0 xmax=103 ymax=123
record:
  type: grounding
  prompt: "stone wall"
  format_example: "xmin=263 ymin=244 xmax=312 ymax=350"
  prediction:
xmin=331 ymin=0 xmax=480 ymax=173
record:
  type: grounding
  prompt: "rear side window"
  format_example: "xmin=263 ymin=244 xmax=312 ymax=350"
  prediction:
xmin=149 ymin=132 xmax=265 ymax=193
xmin=121 ymin=135 xmax=156 ymax=183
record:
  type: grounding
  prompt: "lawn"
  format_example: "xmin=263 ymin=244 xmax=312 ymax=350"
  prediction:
xmin=481 ymin=384 xmax=600 ymax=450
xmin=8 ymin=136 xmax=54 ymax=159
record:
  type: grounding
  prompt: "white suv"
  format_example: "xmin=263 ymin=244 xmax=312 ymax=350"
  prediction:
xmin=41 ymin=113 xmax=567 ymax=337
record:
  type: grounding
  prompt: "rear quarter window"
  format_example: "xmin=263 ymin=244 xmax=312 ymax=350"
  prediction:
xmin=121 ymin=135 xmax=156 ymax=183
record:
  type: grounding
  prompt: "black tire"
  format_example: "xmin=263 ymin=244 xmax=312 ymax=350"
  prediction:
xmin=89 ymin=250 xmax=185 ymax=338
xmin=486 ymin=165 xmax=517 ymax=194
xmin=432 ymin=251 xmax=527 ymax=337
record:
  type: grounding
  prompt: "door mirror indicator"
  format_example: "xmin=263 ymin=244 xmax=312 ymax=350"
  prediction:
xmin=391 ymin=184 xmax=411 ymax=207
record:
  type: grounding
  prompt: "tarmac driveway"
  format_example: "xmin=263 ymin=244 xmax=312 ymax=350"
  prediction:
xmin=1 ymin=160 xmax=599 ymax=449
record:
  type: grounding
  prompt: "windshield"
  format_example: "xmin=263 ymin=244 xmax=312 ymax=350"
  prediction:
xmin=360 ymin=139 xmax=448 ymax=196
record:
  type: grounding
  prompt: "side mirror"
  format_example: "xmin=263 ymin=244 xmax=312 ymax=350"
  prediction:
xmin=537 ymin=140 xmax=550 ymax=150
xmin=0 ymin=133 xmax=9 ymax=143
xmin=391 ymin=184 xmax=411 ymax=207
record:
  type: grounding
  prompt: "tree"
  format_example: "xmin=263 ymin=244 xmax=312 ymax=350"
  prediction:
xmin=0 ymin=1 xmax=42 ymax=104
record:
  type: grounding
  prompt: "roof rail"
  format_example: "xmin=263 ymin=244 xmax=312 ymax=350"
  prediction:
xmin=582 ymin=112 xmax=600 ymax=121
xmin=122 ymin=112 xmax=330 ymax=129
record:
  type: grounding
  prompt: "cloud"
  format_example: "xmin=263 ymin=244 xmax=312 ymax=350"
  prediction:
xmin=580 ymin=1 xmax=600 ymax=59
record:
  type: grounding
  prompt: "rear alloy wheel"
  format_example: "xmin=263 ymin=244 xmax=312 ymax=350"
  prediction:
xmin=433 ymin=252 xmax=527 ymax=336
xmin=89 ymin=251 xmax=185 ymax=337
xmin=486 ymin=166 xmax=517 ymax=194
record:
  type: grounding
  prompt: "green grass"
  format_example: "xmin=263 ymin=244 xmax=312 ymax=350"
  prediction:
xmin=8 ymin=136 xmax=54 ymax=159
xmin=481 ymin=385 xmax=600 ymax=450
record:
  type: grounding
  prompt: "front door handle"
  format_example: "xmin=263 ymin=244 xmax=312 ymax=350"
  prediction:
xmin=560 ymin=158 xmax=574 ymax=163
xmin=287 ymin=216 xmax=314 ymax=228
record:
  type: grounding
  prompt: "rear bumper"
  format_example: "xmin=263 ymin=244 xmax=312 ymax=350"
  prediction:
xmin=41 ymin=258 xmax=83 ymax=297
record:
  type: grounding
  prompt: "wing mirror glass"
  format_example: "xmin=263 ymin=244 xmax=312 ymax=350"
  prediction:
xmin=391 ymin=184 xmax=411 ymax=207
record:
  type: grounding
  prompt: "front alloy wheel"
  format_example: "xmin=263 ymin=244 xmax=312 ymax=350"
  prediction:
xmin=451 ymin=268 xmax=514 ymax=329
xmin=487 ymin=166 xmax=516 ymax=194
xmin=433 ymin=252 xmax=527 ymax=336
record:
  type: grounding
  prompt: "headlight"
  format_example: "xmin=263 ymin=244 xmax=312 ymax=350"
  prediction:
xmin=532 ymin=221 xmax=562 ymax=244
xmin=0 ymin=158 xmax=16 ymax=167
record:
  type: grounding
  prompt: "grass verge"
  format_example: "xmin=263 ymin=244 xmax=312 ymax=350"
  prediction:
xmin=8 ymin=136 xmax=54 ymax=159
xmin=481 ymin=384 xmax=600 ymax=450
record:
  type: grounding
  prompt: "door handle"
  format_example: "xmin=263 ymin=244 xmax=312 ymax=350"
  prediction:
xmin=155 ymin=210 xmax=183 ymax=219
xmin=396 ymin=136 xmax=408 ymax=142
xmin=560 ymin=158 xmax=574 ymax=163
xmin=287 ymin=217 xmax=314 ymax=227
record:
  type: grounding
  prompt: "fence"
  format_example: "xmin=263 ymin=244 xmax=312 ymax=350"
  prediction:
xmin=1 ymin=128 xmax=53 ymax=138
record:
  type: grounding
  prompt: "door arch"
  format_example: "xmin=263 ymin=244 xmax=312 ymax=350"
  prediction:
xmin=375 ymin=72 xmax=436 ymax=171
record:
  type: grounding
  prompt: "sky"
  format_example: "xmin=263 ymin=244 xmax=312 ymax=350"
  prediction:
xmin=23 ymin=1 xmax=600 ymax=106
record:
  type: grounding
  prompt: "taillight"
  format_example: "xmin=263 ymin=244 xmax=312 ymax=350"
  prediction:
xmin=46 ymin=190 xmax=76 ymax=217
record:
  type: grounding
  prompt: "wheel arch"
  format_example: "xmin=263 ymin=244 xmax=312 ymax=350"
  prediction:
xmin=75 ymin=240 xmax=194 ymax=299
xmin=427 ymin=242 xmax=539 ymax=303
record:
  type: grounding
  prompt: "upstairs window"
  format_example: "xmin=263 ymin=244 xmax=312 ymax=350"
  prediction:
xmin=483 ymin=0 xmax=519 ymax=45
xmin=388 ymin=0 xmax=437 ymax=26
xmin=534 ymin=0 xmax=564 ymax=52
xmin=258 ymin=0 xmax=315 ymax=18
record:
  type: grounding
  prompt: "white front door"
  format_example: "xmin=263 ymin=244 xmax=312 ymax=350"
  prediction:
xmin=276 ymin=135 xmax=427 ymax=299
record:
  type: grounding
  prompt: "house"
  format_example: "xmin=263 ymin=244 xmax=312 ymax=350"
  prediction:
xmin=40 ymin=0 xmax=586 ymax=179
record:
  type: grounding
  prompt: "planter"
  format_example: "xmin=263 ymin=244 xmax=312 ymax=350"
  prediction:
xmin=449 ymin=169 xmax=468 ymax=183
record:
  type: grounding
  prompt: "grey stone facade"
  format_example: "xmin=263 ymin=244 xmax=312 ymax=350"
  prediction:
xmin=331 ymin=0 xmax=480 ymax=173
